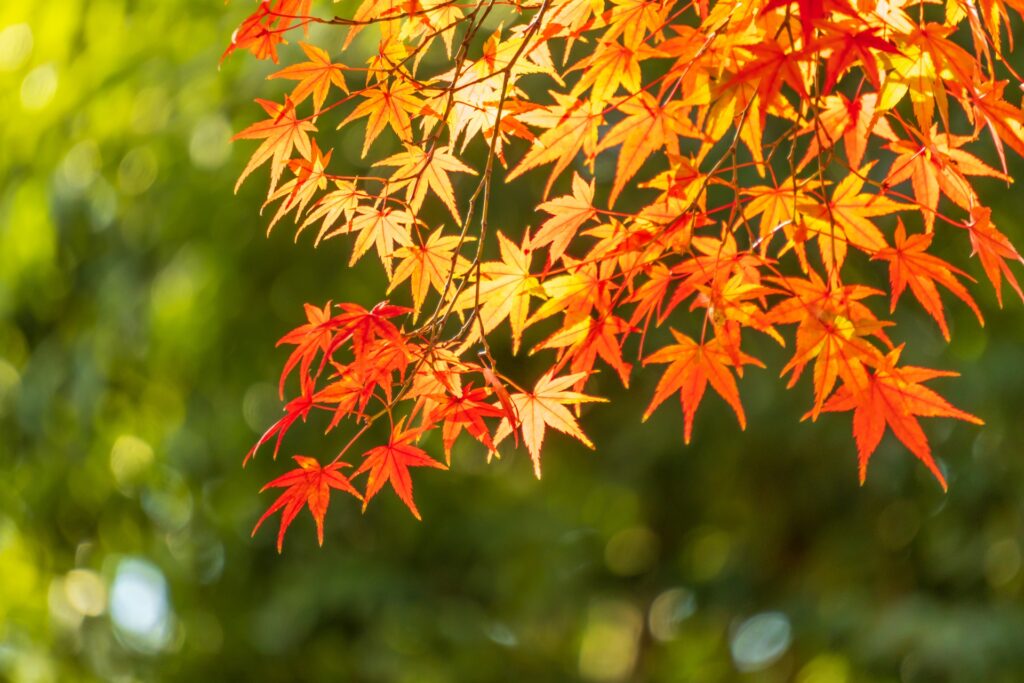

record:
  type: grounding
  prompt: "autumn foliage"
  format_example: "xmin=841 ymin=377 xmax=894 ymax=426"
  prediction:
xmin=223 ymin=0 xmax=1024 ymax=549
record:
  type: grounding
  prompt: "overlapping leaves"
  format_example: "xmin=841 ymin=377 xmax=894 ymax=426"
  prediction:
xmin=225 ymin=0 xmax=1024 ymax=547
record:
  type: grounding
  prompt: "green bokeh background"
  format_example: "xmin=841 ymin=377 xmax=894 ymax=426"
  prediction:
xmin=1 ymin=2 xmax=1023 ymax=682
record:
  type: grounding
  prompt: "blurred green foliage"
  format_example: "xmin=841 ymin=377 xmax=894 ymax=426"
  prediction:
xmin=1 ymin=1 xmax=1024 ymax=682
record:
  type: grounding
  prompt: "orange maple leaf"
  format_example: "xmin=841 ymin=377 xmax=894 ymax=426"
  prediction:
xmin=429 ymin=384 xmax=506 ymax=461
xmin=269 ymin=42 xmax=349 ymax=114
xmin=963 ymin=81 xmax=1024 ymax=173
xmin=534 ymin=314 xmax=634 ymax=388
xmin=820 ymin=348 xmax=983 ymax=490
xmin=341 ymin=78 xmax=425 ymax=157
xmin=965 ymin=207 xmax=1024 ymax=305
xmin=597 ymin=94 xmax=693 ymax=206
xmin=341 ymin=205 xmax=416 ymax=277
xmin=569 ymin=39 xmax=660 ymax=103
xmin=452 ymin=231 xmax=542 ymax=354
xmin=298 ymin=180 xmax=362 ymax=245
xmin=222 ymin=0 xmax=312 ymax=64
xmin=885 ymin=128 xmax=1009 ymax=230
xmin=643 ymin=330 xmax=763 ymax=443
xmin=233 ymin=97 xmax=316 ymax=194
xmin=389 ymin=228 xmax=472 ymax=319
xmin=374 ymin=145 xmax=477 ymax=221
xmin=507 ymin=92 xmax=604 ymax=196
xmin=800 ymin=164 xmax=905 ymax=268
xmin=768 ymin=273 xmax=890 ymax=416
xmin=874 ymin=221 xmax=983 ymax=340
xmin=533 ymin=172 xmax=597 ymax=262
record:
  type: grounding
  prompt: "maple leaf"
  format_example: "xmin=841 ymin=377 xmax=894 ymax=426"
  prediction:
xmin=480 ymin=363 xmax=520 ymax=446
xmin=315 ymin=335 xmax=413 ymax=430
xmin=569 ymin=39 xmax=661 ymax=103
xmin=233 ymin=97 xmax=316 ymax=194
xmin=314 ymin=370 xmax=369 ymax=429
xmin=374 ymin=145 xmax=477 ymax=221
xmin=263 ymin=140 xmax=333 ymax=234
xmin=275 ymin=300 xmax=408 ymax=400
xmin=817 ymin=23 xmax=900 ymax=93
xmin=223 ymin=3 xmax=282 ymax=64
xmin=476 ymin=30 xmax=560 ymax=82
xmin=768 ymin=273 xmax=891 ymax=416
xmin=762 ymin=0 xmax=858 ymax=43
xmin=405 ymin=347 xmax=469 ymax=426
xmin=253 ymin=455 xmax=362 ymax=552
xmin=506 ymin=92 xmax=604 ymax=196
xmin=323 ymin=301 xmax=411 ymax=359
xmin=742 ymin=176 xmax=816 ymax=247
xmin=876 ymin=41 xmax=949 ymax=132
xmin=796 ymin=93 xmax=897 ymax=172
xmin=493 ymin=371 xmax=607 ymax=477
xmin=643 ymin=330 xmax=763 ymax=443
xmin=425 ymin=31 xmax=552 ymax=156
xmin=656 ymin=234 xmax=761 ymax=322
xmin=276 ymin=300 xmax=337 ymax=395
xmin=341 ymin=205 xmax=416 ymax=277
xmin=417 ymin=0 xmax=465 ymax=56
xmin=341 ymin=78 xmax=425 ymax=157
xmin=541 ymin=0 xmax=605 ymax=44
xmin=388 ymin=228 xmax=472 ymax=318
xmin=638 ymin=153 xmax=712 ymax=214
xmin=343 ymin=0 xmax=403 ymax=49
xmin=534 ymin=314 xmax=634 ymax=388
xmin=222 ymin=0 xmax=311 ymax=64
xmin=606 ymin=0 xmax=671 ymax=47
xmin=355 ymin=422 xmax=447 ymax=519
xmin=724 ymin=39 xmax=808 ymax=120
xmin=597 ymin=94 xmax=693 ymax=206
xmin=298 ymin=180 xmax=362 ymax=245
xmin=452 ymin=231 xmax=542 ymax=355
xmin=962 ymin=81 xmax=1024 ymax=173
xmin=528 ymin=257 xmax=617 ymax=327
xmin=800 ymin=164 xmax=905 ymax=269
xmin=429 ymin=383 xmax=507 ymax=461
xmin=820 ymin=348 xmax=983 ymax=490
xmin=965 ymin=207 xmax=1024 ymax=305
xmin=269 ymin=42 xmax=349 ymax=114
xmin=532 ymin=172 xmax=597 ymax=262
xmin=874 ymin=221 xmax=983 ymax=340
xmin=885 ymin=128 xmax=1010 ymax=230
xmin=910 ymin=23 xmax=980 ymax=97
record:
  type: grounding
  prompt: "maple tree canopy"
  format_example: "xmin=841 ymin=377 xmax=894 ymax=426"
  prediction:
xmin=222 ymin=0 xmax=1024 ymax=549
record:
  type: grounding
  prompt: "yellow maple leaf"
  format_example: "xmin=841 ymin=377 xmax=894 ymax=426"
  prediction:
xmin=493 ymin=371 xmax=607 ymax=477
xmin=374 ymin=145 xmax=477 ymax=221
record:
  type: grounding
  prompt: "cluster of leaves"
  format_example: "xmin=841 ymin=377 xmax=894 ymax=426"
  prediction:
xmin=224 ymin=0 xmax=1024 ymax=549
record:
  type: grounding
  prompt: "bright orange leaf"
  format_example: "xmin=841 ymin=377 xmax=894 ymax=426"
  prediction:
xmin=643 ymin=330 xmax=763 ymax=443
xmin=269 ymin=42 xmax=349 ymax=114
xmin=874 ymin=221 xmax=983 ymax=339
xmin=820 ymin=348 xmax=983 ymax=489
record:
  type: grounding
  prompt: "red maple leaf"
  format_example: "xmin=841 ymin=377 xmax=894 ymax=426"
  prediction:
xmin=355 ymin=422 xmax=447 ymax=519
xmin=252 ymin=455 xmax=362 ymax=552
